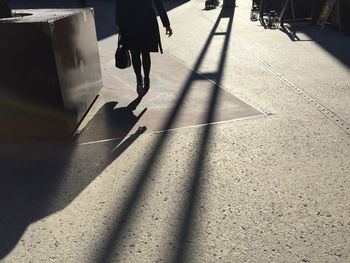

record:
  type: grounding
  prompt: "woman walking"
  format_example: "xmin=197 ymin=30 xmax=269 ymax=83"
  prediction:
xmin=116 ymin=0 xmax=173 ymax=96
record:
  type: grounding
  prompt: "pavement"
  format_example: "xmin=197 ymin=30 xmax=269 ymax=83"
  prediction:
xmin=1 ymin=0 xmax=350 ymax=262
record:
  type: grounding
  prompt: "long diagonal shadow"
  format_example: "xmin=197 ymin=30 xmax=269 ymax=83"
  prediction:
xmin=170 ymin=6 xmax=235 ymax=262
xmin=94 ymin=6 xmax=236 ymax=263
xmin=0 ymin=97 xmax=145 ymax=259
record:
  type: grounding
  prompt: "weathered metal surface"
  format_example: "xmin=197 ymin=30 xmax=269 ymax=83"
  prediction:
xmin=0 ymin=8 xmax=102 ymax=139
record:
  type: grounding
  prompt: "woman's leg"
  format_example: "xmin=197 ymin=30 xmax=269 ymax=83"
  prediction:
xmin=131 ymin=50 xmax=142 ymax=79
xmin=141 ymin=51 xmax=151 ymax=92
xmin=130 ymin=50 xmax=143 ymax=95
xmin=141 ymin=51 xmax=151 ymax=79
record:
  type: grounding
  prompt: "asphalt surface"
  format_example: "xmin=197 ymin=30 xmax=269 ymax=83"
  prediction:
xmin=1 ymin=0 xmax=350 ymax=262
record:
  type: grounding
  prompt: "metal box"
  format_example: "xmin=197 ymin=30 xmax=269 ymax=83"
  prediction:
xmin=0 ymin=8 xmax=102 ymax=139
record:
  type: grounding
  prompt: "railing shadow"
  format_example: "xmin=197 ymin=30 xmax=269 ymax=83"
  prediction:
xmin=278 ymin=22 xmax=350 ymax=68
xmin=0 ymin=97 xmax=146 ymax=259
xmin=169 ymin=6 xmax=235 ymax=262
xmin=92 ymin=6 xmax=236 ymax=263
xmin=277 ymin=1 xmax=350 ymax=68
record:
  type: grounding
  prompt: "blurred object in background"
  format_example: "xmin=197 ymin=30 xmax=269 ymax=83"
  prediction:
xmin=0 ymin=0 xmax=13 ymax=18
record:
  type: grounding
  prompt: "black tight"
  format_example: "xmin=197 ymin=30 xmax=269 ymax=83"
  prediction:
xmin=130 ymin=50 xmax=151 ymax=80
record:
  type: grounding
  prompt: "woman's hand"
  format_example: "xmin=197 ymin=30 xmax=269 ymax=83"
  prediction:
xmin=166 ymin=26 xmax=173 ymax=37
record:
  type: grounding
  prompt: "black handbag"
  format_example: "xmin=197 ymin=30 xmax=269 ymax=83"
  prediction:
xmin=115 ymin=34 xmax=131 ymax=69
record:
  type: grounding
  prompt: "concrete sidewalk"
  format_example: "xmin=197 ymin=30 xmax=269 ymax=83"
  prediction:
xmin=1 ymin=0 xmax=350 ymax=262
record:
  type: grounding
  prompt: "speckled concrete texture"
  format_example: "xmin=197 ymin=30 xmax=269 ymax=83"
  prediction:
xmin=1 ymin=0 xmax=350 ymax=262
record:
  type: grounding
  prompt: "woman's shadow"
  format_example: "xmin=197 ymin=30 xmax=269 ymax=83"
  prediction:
xmin=78 ymin=96 xmax=147 ymax=144
xmin=0 ymin=96 xmax=147 ymax=259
